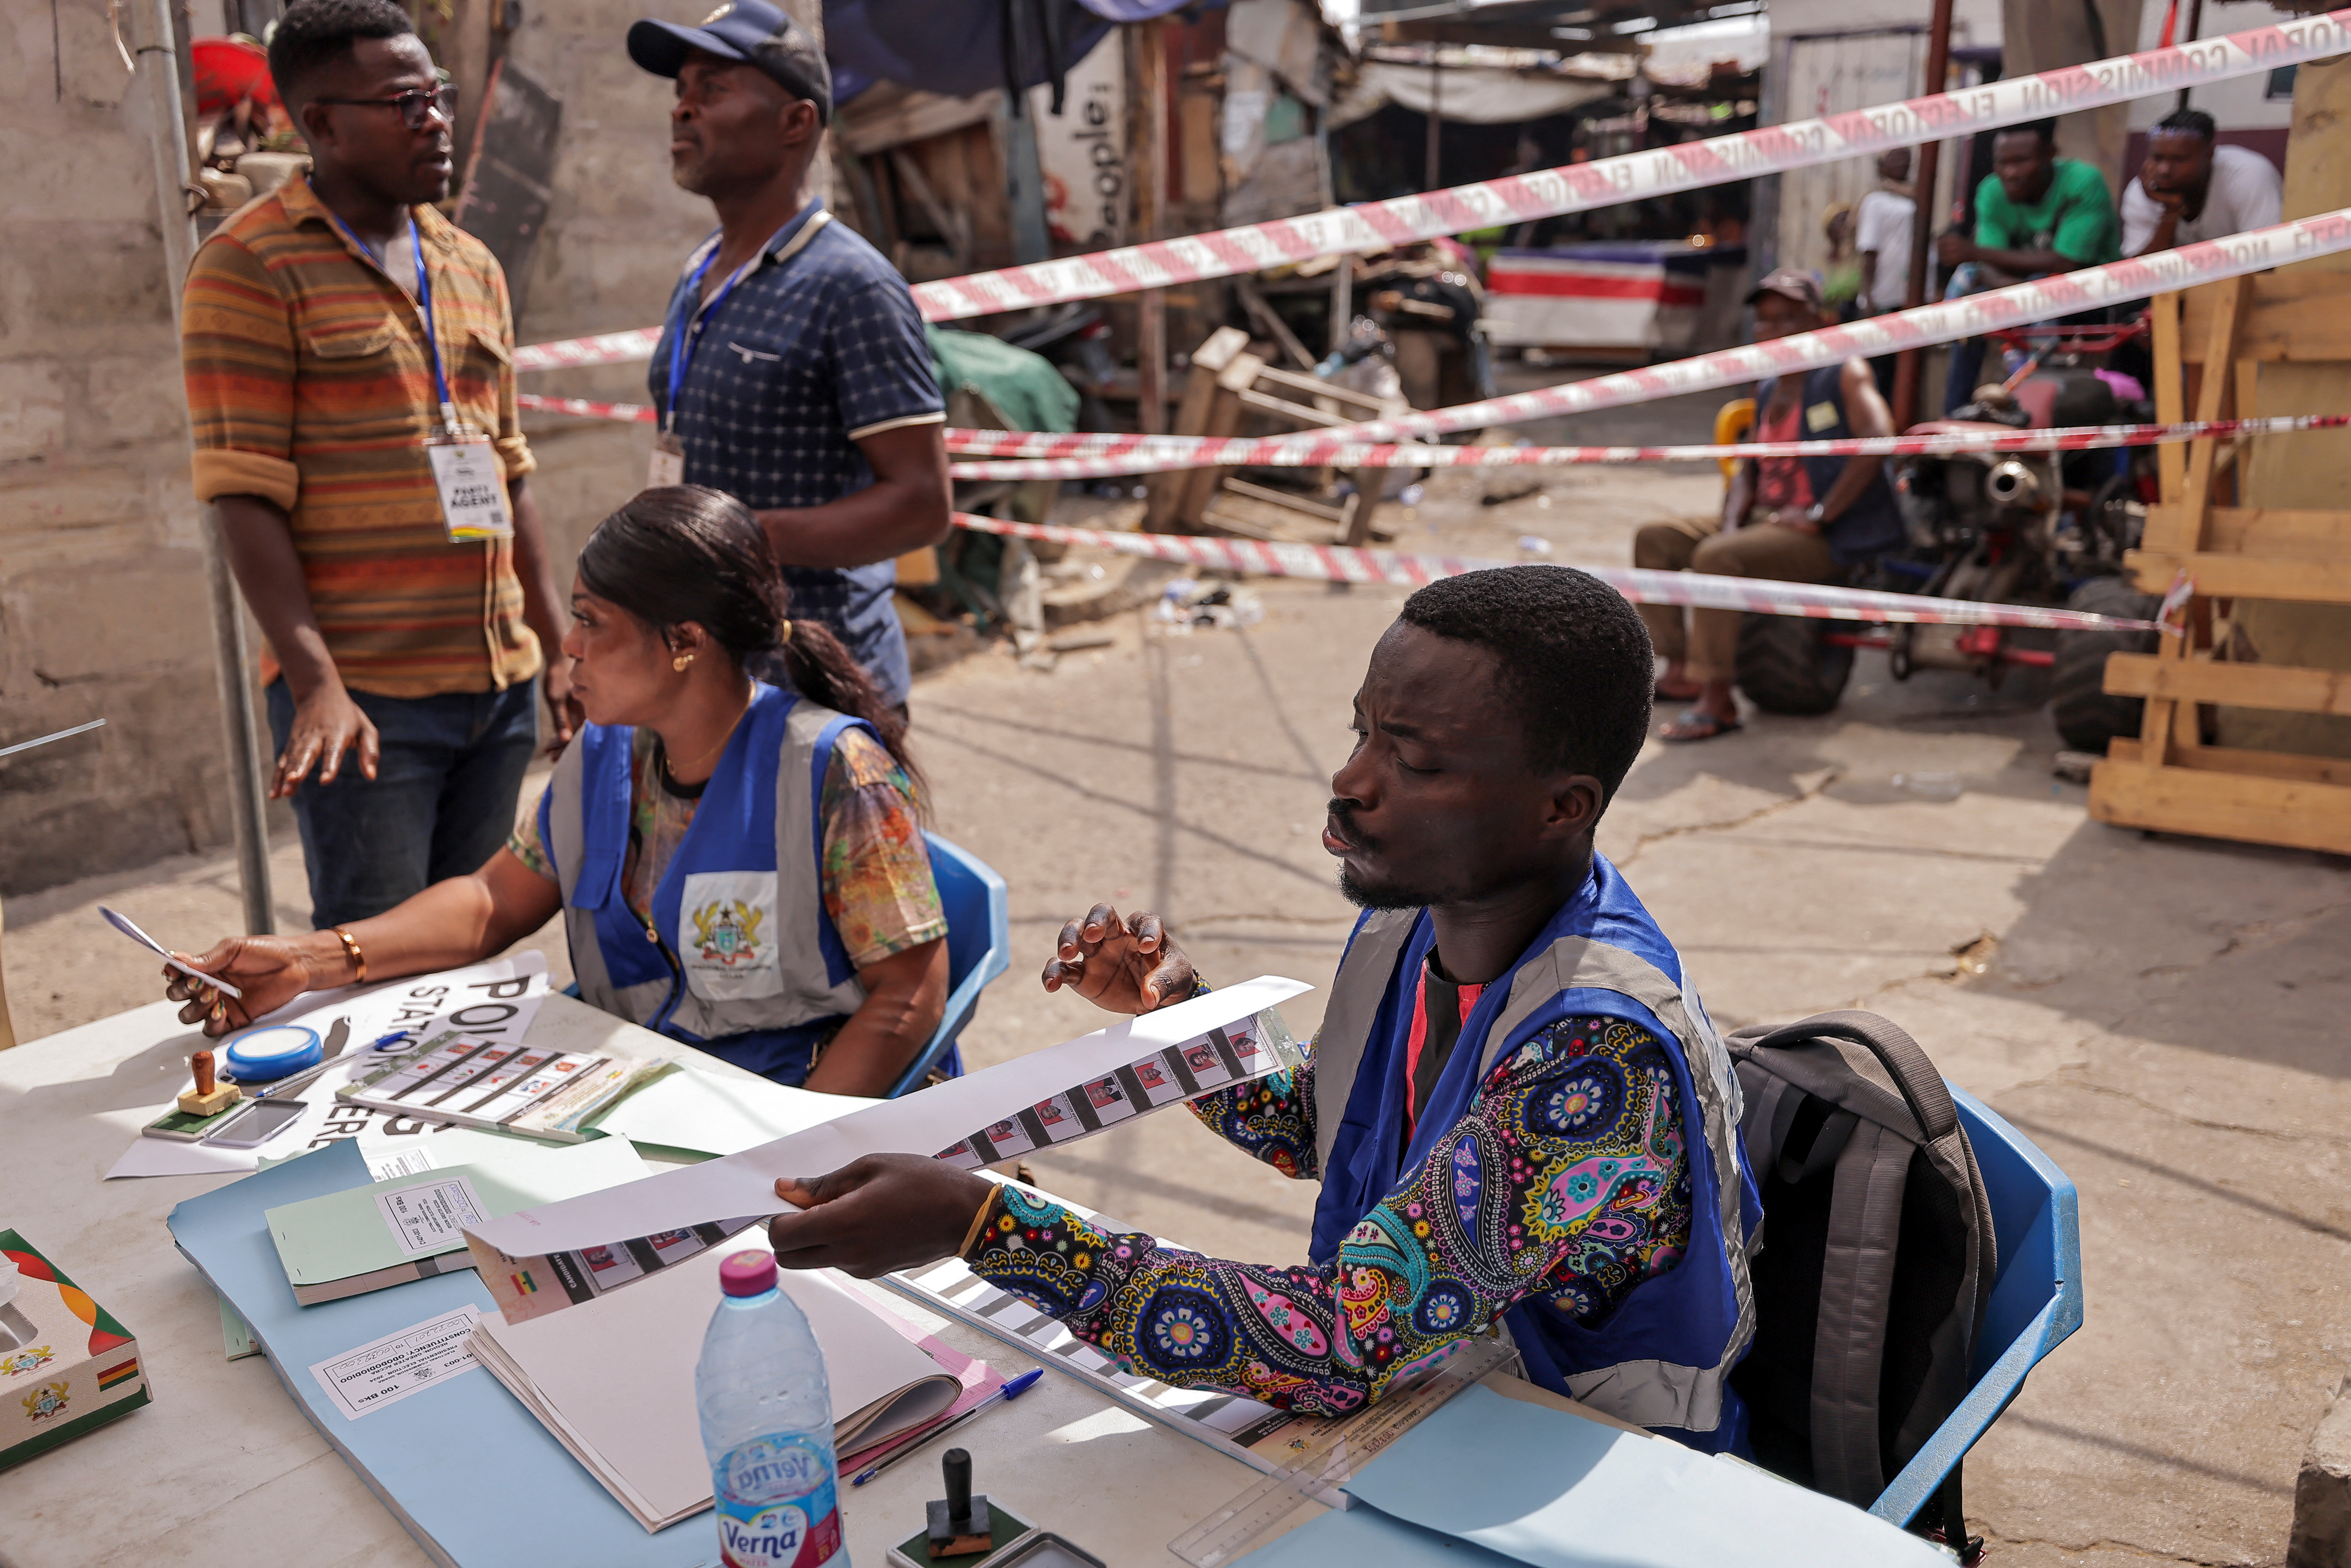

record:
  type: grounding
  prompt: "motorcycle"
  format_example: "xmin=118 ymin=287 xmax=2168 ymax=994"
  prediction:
xmin=1732 ymin=322 xmax=2163 ymax=747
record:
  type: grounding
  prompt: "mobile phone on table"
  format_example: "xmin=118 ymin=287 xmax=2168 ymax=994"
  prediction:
xmin=201 ymin=1098 xmax=307 ymax=1148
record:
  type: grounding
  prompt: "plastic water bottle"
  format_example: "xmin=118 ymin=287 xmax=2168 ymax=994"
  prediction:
xmin=697 ymin=1250 xmax=846 ymax=1568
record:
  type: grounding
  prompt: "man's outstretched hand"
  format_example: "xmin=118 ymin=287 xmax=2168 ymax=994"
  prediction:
xmin=1039 ymin=903 xmax=1196 ymax=1014
xmin=767 ymin=1155 xmax=996 ymax=1279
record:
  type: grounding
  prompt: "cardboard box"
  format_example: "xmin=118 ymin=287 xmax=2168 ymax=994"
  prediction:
xmin=1 ymin=1229 xmax=150 ymax=1470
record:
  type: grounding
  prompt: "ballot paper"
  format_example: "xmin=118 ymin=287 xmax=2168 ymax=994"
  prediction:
xmin=463 ymin=977 xmax=1310 ymax=1324
xmin=309 ymin=1305 xmax=484 ymax=1421
xmin=466 ymin=1247 xmax=963 ymax=1531
xmin=106 ymin=953 xmax=551 ymax=1179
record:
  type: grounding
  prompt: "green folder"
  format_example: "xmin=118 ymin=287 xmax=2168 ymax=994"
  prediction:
xmin=264 ymin=1136 xmax=648 ymax=1306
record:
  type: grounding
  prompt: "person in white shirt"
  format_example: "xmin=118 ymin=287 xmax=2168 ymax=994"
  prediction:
xmin=1854 ymin=147 xmax=1917 ymax=315
xmin=2122 ymin=107 xmax=2283 ymax=256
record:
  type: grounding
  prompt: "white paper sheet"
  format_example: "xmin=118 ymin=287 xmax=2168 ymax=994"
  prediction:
xmin=469 ymin=976 xmax=1309 ymax=1259
xmin=106 ymin=954 xmax=549 ymax=1179
xmin=376 ymin=1177 xmax=488 ymax=1257
xmin=586 ymin=1066 xmax=878 ymax=1158
xmin=308 ymin=1305 xmax=484 ymax=1421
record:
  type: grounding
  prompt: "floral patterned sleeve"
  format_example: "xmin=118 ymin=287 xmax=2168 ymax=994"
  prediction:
xmin=1183 ymin=1057 xmax=1320 ymax=1180
xmin=819 ymin=728 xmax=948 ymax=968
xmin=965 ymin=1016 xmax=1692 ymax=1415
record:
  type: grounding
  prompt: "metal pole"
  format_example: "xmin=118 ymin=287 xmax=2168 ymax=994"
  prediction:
xmin=136 ymin=0 xmax=277 ymax=935
xmin=1891 ymin=0 xmax=1956 ymax=426
xmin=1425 ymin=53 xmax=1442 ymax=194
xmin=1134 ymin=20 xmax=1169 ymax=436
xmin=2176 ymin=0 xmax=2205 ymax=109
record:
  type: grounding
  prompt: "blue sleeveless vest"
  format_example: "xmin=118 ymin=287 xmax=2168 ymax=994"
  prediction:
xmin=541 ymin=683 xmax=868 ymax=1085
xmin=1753 ymin=364 xmax=1904 ymax=565
xmin=1308 ymin=855 xmax=1761 ymax=1451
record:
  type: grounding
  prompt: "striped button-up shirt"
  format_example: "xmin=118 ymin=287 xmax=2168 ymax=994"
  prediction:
xmin=181 ymin=179 xmax=540 ymax=699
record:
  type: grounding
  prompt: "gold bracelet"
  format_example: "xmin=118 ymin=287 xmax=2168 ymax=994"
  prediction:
xmin=957 ymin=1187 xmax=1000 ymax=1259
xmin=332 ymin=926 xmax=367 ymax=985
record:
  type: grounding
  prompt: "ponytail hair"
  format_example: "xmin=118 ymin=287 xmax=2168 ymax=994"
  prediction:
xmin=575 ymin=485 xmax=923 ymax=796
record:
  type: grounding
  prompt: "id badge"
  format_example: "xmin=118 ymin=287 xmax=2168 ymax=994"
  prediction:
xmin=647 ymin=432 xmax=685 ymax=490
xmin=425 ymin=433 xmax=513 ymax=541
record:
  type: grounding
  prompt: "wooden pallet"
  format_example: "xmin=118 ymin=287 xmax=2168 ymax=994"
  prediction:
xmin=1143 ymin=326 xmax=1408 ymax=548
xmin=2088 ymin=273 xmax=2351 ymax=855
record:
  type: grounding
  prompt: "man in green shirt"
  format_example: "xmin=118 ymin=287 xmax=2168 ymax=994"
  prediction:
xmin=1933 ymin=119 xmax=2120 ymax=411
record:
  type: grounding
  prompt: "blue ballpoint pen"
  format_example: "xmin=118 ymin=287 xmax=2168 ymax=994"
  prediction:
xmin=848 ymin=1367 xmax=1046 ymax=1486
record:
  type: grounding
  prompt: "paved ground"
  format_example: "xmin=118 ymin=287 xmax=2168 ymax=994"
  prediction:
xmin=6 ymin=380 xmax=2346 ymax=1565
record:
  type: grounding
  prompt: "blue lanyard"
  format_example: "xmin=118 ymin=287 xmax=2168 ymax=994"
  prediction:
xmin=328 ymin=201 xmax=458 ymax=430
xmin=663 ymin=240 xmax=751 ymax=436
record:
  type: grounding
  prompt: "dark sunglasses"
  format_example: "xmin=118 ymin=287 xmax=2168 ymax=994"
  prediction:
xmin=314 ymin=83 xmax=459 ymax=131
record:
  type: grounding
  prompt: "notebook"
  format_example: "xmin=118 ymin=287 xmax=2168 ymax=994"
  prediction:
xmin=265 ymin=1136 xmax=651 ymax=1305
xmin=466 ymin=1243 xmax=964 ymax=1531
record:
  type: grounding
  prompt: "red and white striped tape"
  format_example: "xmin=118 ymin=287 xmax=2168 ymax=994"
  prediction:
xmin=507 ymin=7 xmax=2351 ymax=371
xmin=937 ymin=211 xmax=2351 ymax=455
xmin=949 ymin=513 xmax=2159 ymax=631
xmin=940 ymin=413 xmax=2351 ymax=480
xmin=518 ymin=392 xmax=657 ymax=422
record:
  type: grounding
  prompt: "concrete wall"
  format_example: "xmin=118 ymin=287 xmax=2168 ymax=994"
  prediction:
xmin=0 ymin=0 xmax=238 ymax=892
xmin=0 ymin=0 xmax=715 ymax=896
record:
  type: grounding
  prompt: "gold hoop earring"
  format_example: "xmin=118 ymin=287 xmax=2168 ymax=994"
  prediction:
xmin=672 ymin=652 xmax=695 ymax=672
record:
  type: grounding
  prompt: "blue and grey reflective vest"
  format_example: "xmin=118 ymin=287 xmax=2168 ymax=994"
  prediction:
xmin=539 ymin=681 xmax=868 ymax=1085
xmin=1308 ymin=855 xmax=1761 ymax=1451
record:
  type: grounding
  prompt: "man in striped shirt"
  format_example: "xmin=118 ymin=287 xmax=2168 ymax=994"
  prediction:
xmin=181 ymin=0 xmax=574 ymax=929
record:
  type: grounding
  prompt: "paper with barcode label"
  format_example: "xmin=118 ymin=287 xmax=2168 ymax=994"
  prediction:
xmin=309 ymin=1306 xmax=482 ymax=1421
xmin=377 ymin=1176 xmax=486 ymax=1257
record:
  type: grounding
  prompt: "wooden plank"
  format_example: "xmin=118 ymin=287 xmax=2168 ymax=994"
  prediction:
xmin=1144 ymin=329 xmax=1252 ymax=533
xmin=2126 ymin=550 xmax=2351 ymax=602
xmin=2108 ymin=736 xmax=2351 ymax=787
xmin=2088 ymin=758 xmax=2351 ymax=855
xmin=2146 ymin=505 xmax=2351 ymax=560
xmin=2151 ymin=292 xmax=2187 ymax=514
xmin=2104 ymin=652 xmax=2351 ymax=716
xmin=1221 ymin=477 xmax=1344 ymax=522
xmin=2177 ymin=277 xmax=2245 ymax=549
xmin=837 ymin=83 xmax=999 ymax=156
xmin=1235 ymin=388 xmax=1357 ymax=427
xmin=2178 ymin=270 xmax=2351 ymax=364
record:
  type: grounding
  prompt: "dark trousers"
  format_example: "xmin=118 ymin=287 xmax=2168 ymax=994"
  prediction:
xmin=268 ymin=679 xmax=539 ymax=930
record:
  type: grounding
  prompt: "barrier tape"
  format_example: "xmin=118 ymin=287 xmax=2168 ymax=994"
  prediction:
xmin=521 ymin=219 xmax=2351 ymax=462
xmin=949 ymin=513 xmax=2160 ymax=632
xmin=507 ymin=7 xmax=2351 ymax=370
xmin=940 ymin=412 xmax=2351 ymax=480
xmin=934 ymin=211 xmax=2351 ymax=454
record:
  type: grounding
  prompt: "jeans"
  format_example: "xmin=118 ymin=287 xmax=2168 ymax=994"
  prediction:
xmin=267 ymin=679 xmax=539 ymax=930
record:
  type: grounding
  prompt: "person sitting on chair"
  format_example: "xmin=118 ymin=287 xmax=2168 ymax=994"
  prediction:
xmin=161 ymin=486 xmax=950 ymax=1095
xmin=751 ymin=567 xmax=1764 ymax=1451
xmin=1635 ymin=269 xmax=1902 ymax=743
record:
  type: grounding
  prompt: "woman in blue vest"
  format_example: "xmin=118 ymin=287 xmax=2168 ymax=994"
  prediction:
xmin=757 ymin=567 xmax=1761 ymax=1450
xmin=161 ymin=486 xmax=950 ymax=1094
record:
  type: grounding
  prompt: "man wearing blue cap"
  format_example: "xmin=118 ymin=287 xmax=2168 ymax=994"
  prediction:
xmin=628 ymin=2 xmax=951 ymax=714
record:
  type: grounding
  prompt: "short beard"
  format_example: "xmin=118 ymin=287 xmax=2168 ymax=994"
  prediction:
xmin=1337 ymin=863 xmax=1435 ymax=911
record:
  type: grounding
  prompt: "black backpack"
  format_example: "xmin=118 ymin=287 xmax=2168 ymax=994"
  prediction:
xmin=1724 ymin=1011 xmax=1997 ymax=1553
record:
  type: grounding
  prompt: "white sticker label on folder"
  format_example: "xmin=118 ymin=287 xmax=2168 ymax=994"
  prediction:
xmin=376 ymin=1176 xmax=486 ymax=1258
xmin=309 ymin=1306 xmax=482 ymax=1421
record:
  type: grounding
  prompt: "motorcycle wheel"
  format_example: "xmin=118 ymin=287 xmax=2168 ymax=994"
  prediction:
xmin=2050 ymin=576 xmax=2162 ymax=753
xmin=1735 ymin=614 xmax=1856 ymax=716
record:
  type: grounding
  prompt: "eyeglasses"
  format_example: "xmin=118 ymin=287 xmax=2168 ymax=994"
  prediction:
xmin=313 ymin=83 xmax=459 ymax=131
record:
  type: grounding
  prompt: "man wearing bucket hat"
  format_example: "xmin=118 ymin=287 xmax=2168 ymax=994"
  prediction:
xmin=1631 ymin=268 xmax=1900 ymax=742
xmin=627 ymin=2 xmax=950 ymax=716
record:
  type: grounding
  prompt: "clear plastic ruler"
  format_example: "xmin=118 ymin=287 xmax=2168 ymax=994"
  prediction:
xmin=1166 ymin=1336 xmax=1522 ymax=1567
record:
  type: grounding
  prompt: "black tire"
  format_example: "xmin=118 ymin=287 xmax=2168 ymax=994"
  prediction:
xmin=2050 ymin=576 xmax=2161 ymax=753
xmin=1735 ymin=614 xmax=1856 ymax=716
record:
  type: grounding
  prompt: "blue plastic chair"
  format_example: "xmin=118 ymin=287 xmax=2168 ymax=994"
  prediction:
xmin=1868 ymin=1081 xmax=2083 ymax=1528
xmin=884 ymin=832 xmax=1011 ymax=1098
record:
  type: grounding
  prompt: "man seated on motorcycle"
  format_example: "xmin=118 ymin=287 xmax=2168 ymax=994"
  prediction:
xmin=1634 ymin=270 xmax=1903 ymax=742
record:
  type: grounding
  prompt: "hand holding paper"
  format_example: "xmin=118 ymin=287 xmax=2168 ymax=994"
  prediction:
xmin=767 ymin=1155 xmax=996 ymax=1279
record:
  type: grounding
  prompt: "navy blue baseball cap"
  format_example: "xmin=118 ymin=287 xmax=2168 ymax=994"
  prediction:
xmin=628 ymin=1 xmax=832 ymax=122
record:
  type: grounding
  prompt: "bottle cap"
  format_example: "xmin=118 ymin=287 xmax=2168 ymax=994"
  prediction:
xmin=719 ymin=1250 xmax=778 ymax=1297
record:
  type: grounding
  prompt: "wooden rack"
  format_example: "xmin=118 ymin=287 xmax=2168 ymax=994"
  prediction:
xmin=2088 ymin=274 xmax=2351 ymax=854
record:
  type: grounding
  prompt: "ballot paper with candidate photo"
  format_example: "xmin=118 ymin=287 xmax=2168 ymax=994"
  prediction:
xmin=106 ymin=953 xmax=551 ymax=1180
xmin=465 ymin=978 xmax=1310 ymax=1325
